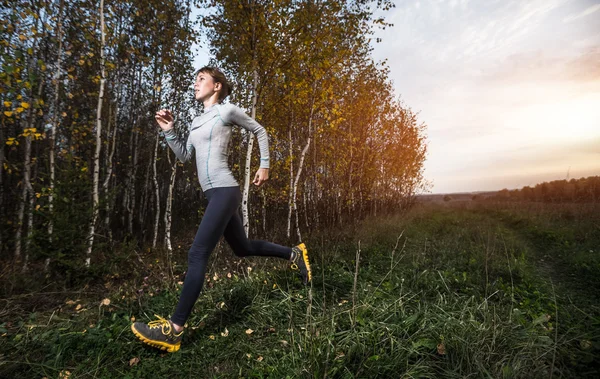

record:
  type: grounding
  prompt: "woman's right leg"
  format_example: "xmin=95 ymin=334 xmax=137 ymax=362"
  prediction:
xmin=170 ymin=187 xmax=241 ymax=327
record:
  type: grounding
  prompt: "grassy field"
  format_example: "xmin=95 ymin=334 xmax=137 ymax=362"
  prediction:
xmin=1 ymin=201 xmax=599 ymax=378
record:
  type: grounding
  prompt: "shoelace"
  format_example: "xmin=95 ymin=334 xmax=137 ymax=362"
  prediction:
xmin=148 ymin=315 xmax=172 ymax=335
xmin=290 ymin=249 xmax=300 ymax=270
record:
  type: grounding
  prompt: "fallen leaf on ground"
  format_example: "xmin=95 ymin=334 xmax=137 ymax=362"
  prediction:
xmin=245 ymin=329 xmax=254 ymax=335
xmin=129 ymin=357 xmax=140 ymax=366
xmin=437 ymin=343 xmax=446 ymax=355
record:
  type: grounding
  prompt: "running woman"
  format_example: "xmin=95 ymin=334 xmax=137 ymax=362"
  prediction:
xmin=130 ymin=67 xmax=312 ymax=353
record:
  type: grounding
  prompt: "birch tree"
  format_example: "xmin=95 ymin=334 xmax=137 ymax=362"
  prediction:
xmin=85 ymin=0 xmax=106 ymax=266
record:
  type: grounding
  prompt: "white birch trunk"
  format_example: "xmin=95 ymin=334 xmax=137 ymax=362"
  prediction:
xmin=290 ymin=84 xmax=316 ymax=242
xmin=15 ymin=133 xmax=32 ymax=264
xmin=16 ymin=23 xmax=43 ymax=266
xmin=22 ymin=81 xmax=44 ymax=271
xmin=128 ymin=130 xmax=139 ymax=234
xmin=242 ymin=69 xmax=259 ymax=236
xmin=47 ymin=0 xmax=64 ymax=271
xmin=292 ymin=137 xmax=310 ymax=242
xmin=164 ymin=156 xmax=177 ymax=252
xmin=152 ymin=134 xmax=160 ymax=248
xmin=286 ymin=124 xmax=293 ymax=238
xmin=86 ymin=0 xmax=106 ymax=266
xmin=102 ymin=102 xmax=117 ymax=241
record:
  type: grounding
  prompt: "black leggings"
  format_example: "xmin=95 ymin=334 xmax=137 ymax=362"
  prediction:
xmin=171 ymin=186 xmax=292 ymax=326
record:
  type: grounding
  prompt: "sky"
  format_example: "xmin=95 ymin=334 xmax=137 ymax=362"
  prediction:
xmin=192 ymin=0 xmax=600 ymax=194
xmin=369 ymin=0 xmax=600 ymax=193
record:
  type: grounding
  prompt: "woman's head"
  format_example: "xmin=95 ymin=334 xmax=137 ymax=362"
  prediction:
xmin=194 ymin=66 xmax=231 ymax=103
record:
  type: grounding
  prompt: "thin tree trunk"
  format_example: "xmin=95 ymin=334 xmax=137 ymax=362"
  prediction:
xmin=164 ymin=154 xmax=177 ymax=252
xmin=291 ymin=83 xmax=317 ymax=242
xmin=261 ymin=188 xmax=267 ymax=235
xmin=86 ymin=0 xmax=106 ymax=266
xmin=16 ymin=133 xmax=32 ymax=265
xmin=303 ymin=180 xmax=309 ymax=228
xmin=286 ymin=122 xmax=293 ymax=238
xmin=124 ymin=67 xmax=141 ymax=235
xmin=128 ymin=129 xmax=139 ymax=235
xmin=242 ymin=68 xmax=259 ymax=236
xmin=152 ymin=133 xmax=160 ymax=248
xmin=16 ymin=13 xmax=42 ymax=265
xmin=102 ymin=101 xmax=117 ymax=241
xmin=139 ymin=159 xmax=151 ymax=236
xmin=47 ymin=0 xmax=64 ymax=271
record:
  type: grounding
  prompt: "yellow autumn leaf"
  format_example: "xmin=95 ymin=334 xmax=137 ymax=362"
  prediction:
xmin=21 ymin=102 xmax=30 ymax=109
xmin=3 ymin=101 xmax=11 ymax=107
xmin=78 ymin=59 xmax=85 ymax=66
xmin=16 ymin=107 xmax=24 ymax=113
xmin=3 ymin=111 xmax=13 ymax=117
xmin=35 ymin=205 xmax=40 ymax=211
xmin=19 ymin=35 xmax=26 ymax=41
xmin=35 ymin=193 xmax=40 ymax=198
xmin=17 ymin=95 xmax=22 ymax=100
xmin=245 ymin=329 xmax=254 ymax=335
xmin=209 ymin=335 xmax=215 ymax=340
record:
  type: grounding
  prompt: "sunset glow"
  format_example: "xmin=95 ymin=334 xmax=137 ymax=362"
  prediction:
xmin=368 ymin=0 xmax=600 ymax=193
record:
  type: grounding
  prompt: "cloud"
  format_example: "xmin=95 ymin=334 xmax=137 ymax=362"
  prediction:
xmin=563 ymin=3 xmax=600 ymax=23
xmin=486 ymin=48 xmax=600 ymax=84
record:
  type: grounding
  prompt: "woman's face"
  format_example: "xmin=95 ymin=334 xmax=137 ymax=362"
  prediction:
xmin=194 ymin=71 xmax=219 ymax=102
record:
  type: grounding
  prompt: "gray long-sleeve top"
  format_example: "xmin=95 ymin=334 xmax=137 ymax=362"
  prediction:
xmin=163 ymin=103 xmax=270 ymax=192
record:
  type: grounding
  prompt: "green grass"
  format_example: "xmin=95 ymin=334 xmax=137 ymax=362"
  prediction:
xmin=1 ymin=201 xmax=599 ymax=378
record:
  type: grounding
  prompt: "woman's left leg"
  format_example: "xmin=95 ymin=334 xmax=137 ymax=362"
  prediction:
xmin=222 ymin=187 xmax=312 ymax=284
xmin=223 ymin=206 xmax=293 ymax=260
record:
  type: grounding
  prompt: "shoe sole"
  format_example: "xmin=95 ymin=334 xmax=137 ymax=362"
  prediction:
xmin=297 ymin=243 xmax=312 ymax=283
xmin=131 ymin=324 xmax=181 ymax=352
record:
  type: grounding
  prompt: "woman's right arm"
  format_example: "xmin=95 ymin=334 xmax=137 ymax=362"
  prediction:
xmin=163 ymin=128 xmax=194 ymax=163
xmin=156 ymin=109 xmax=194 ymax=162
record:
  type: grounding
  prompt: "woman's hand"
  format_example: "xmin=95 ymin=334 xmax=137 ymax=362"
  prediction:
xmin=155 ymin=109 xmax=174 ymax=131
xmin=253 ymin=168 xmax=269 ymax=187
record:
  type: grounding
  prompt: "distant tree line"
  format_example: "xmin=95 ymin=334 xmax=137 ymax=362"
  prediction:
xmin=478 ymin=176 xmax=600 ymax=203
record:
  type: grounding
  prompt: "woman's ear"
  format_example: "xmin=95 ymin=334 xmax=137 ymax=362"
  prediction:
xmin=214 ymin=82 xmax=222 ymax=92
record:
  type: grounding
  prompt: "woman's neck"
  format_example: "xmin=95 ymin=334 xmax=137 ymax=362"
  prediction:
xmin=203 ymin=100 xmax=218 ymax=110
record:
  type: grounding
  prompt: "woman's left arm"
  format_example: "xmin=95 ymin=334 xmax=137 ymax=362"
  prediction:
xmin=225 ymin=104 xmax=270 ymax=181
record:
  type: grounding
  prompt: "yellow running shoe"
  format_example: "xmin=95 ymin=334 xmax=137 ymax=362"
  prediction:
xmin=290 ymin=243 xmax=312 ymax=284
xmin=131 ymin=315 xmax=183 ymax=352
